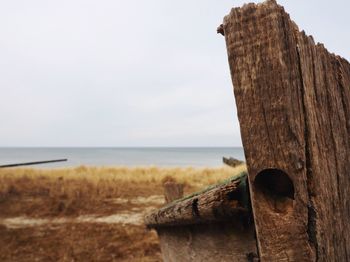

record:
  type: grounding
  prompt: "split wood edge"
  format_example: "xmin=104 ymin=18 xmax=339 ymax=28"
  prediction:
xmin=144 ymin=174 xmax=251 ymax=228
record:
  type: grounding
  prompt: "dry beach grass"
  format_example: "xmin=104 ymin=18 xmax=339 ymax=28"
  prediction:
xmin=0 ymin=165 xmax=246 ymax=261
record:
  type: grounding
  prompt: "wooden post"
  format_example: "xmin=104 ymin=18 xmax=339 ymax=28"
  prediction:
xmin=221 ymin=0 xmax=350 ymax=261
xmin=163 ymin=182 xmax=184 ymax=204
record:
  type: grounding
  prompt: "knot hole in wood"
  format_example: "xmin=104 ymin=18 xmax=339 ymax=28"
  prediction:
xmin=254 ymin=168 xmax=295 ymax=213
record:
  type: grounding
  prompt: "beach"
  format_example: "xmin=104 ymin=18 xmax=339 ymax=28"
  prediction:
xmin=0 ymin=164 xmax=246 ymax=261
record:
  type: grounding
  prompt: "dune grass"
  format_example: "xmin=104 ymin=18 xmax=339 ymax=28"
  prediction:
xmin=0 ymin=165 xmax=247 ymax=261
xmin=0 ymin=164 xmax=247 ymax=197
xmin=0 ymin=164 xmax=247 ymax=185
xmin=0 ymin=165 xmax=247 ymax=217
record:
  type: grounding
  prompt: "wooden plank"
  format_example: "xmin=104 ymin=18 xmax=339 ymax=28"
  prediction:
xmin=221 ymin=0 xmax=350 ymax=261
xmin=296 ymin=31 xmax=350 ymax=261
xmin=157 ymin=222 xmax=257 ymax=262
xmin=144 ymin=175 xmax=251 ymax=228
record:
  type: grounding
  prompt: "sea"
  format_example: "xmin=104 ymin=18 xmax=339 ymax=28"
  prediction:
xmin=0 ymin=147 xmax=245 ymax=168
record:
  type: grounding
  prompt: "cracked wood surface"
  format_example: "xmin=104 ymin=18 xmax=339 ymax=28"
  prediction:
xmin=144 ymin=176 xmax=251 ymax=228
xmin=157 ymin=222 xmax=257 ymax=262
xmin=222 ymin=0 xmax=350 ymax=261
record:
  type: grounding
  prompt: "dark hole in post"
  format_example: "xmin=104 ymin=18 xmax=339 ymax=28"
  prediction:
xmin=254 ymin=168 xmax=295 ymax=200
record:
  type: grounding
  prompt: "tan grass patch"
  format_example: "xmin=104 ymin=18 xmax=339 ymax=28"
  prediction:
xmin=0 ymin=165 xmax=246 ymax=261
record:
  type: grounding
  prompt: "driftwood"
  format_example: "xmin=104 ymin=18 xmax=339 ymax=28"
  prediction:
xmin=222 ymin=156 xmax=244 ymax=167
xmin=145 ymin=173 xmax=250 ymax=228
xmin=145 ymin=173 xmax=257 ymax=262
xmin=144 ymin=1 xmax=350 ymax=261
xmin=221 ymin=0 xmax=350 ymax=261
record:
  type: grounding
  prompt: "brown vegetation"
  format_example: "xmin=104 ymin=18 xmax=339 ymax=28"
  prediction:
xmin=0 ymin=165 xmax=246 ymax=261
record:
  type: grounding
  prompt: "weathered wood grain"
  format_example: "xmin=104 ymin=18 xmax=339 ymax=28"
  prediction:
xmin=296 ymin=31 xmax=350 ymax=262
xmin=145 ymin=175 xmax=251 ymax=228
xmin=163 ymin=182 xmax=184 ymax=204
xmin=221 ymin=0 xmax=350 ymax=261
xmin=157 ymin=222 xmax=257 ymax=262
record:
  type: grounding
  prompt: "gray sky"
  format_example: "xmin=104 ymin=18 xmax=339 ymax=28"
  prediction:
xmin=0 ymin=0 xmax=349 ymax=147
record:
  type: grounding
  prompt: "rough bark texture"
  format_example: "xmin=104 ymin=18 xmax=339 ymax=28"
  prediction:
xmin=145 ymin=175 xmax=256 ymax=261
xmin=157 ymin=222 xmax=257 ymax=262
xmin=145 ymin=175 xmax=251 ymax=228
xmin=222 ymin=0 xmax=350 ymax=261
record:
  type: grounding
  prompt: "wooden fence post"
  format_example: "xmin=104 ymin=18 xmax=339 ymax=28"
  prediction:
xmin=163 ymin=182 xmax=184 ymax=204
xmin=221 ymin=0 xmax=350 ymax=261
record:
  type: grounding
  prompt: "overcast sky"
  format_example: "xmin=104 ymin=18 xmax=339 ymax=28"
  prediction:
xmin=0 ymin=0 xmax=348 ymax=147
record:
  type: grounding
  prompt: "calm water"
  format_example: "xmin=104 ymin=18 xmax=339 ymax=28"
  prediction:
xmin=0 ymin=147 xmax=245 ymax=168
